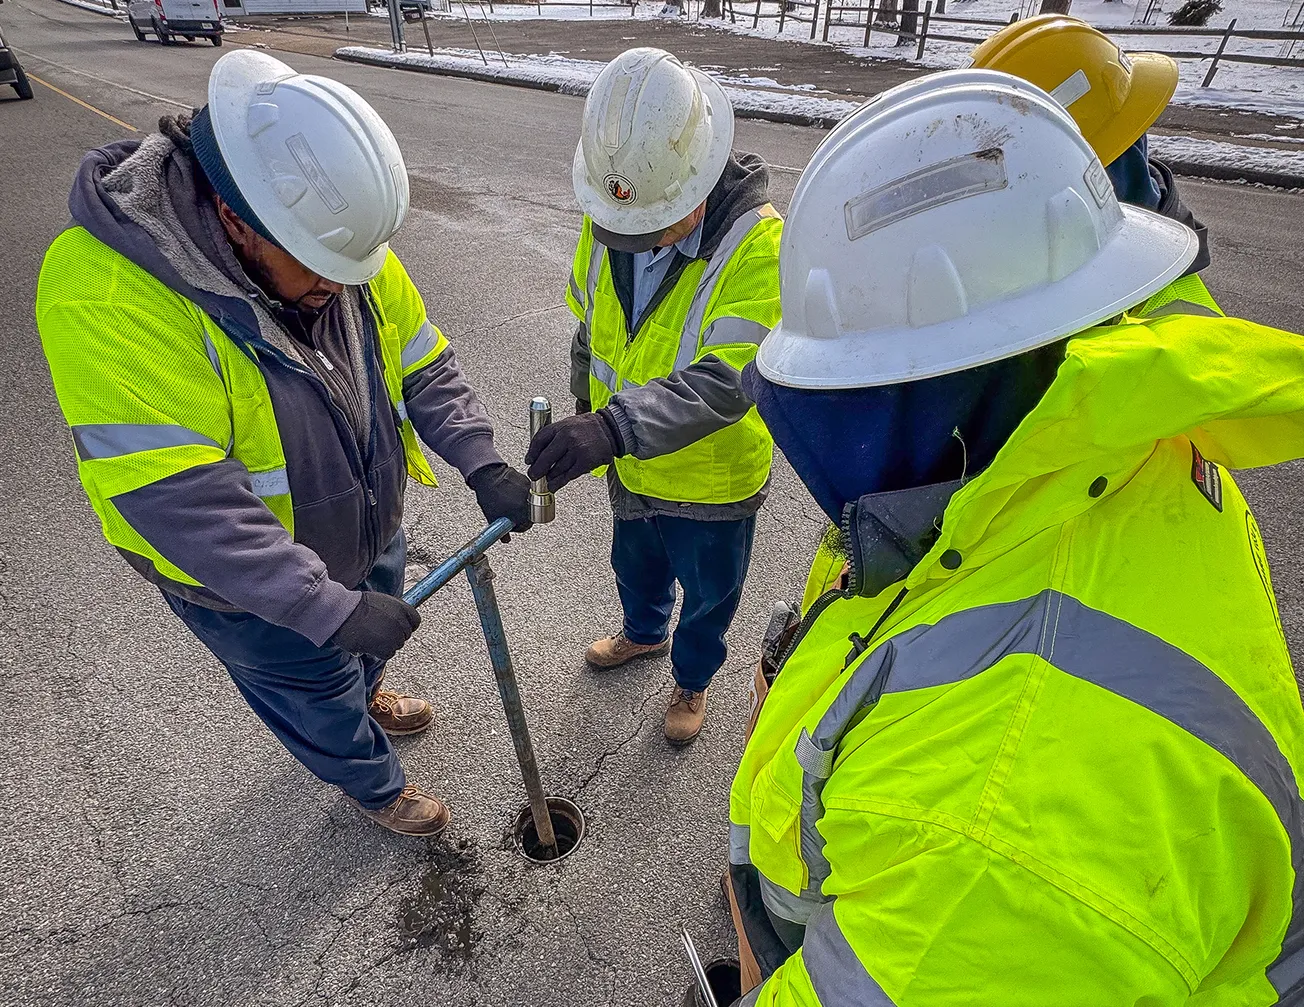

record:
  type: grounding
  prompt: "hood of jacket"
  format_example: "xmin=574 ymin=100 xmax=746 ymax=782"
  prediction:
xmin=698 ymin=151 xmax=772 ymax=258
xmin=67 ymin=135 xmax=315 ymax=370
xmin=1151 ymin=156 xmax=1211 ymax=276
xmin=911 ymin=313 xmax=1304 ymax=586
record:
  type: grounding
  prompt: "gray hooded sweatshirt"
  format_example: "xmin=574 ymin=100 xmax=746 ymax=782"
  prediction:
xmin=66 ymin=131 xmax=504 ymax=645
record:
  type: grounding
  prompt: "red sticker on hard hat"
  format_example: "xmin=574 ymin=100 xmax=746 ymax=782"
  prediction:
xmin=604 ymin=174 xmax=637 ymax=205
xmin=1191 ymin=443 xmax=1223 ymax=512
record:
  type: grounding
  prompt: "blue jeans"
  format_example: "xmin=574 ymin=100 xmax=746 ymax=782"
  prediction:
xmin=612 ymin=514 xmax=756 ymax=693
xmin=163 ymin=531 xmax=408 ymax=810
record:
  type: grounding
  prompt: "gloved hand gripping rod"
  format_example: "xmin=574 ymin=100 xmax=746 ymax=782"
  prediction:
xmin=401 ymin=401 xmax=559 ymax=860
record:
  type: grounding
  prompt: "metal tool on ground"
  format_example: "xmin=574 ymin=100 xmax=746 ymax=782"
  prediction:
xmin=528 ymin=396 xmax=555 ymax=525
xmin=682 ymin=929 xmax=720 ymax=1007
xmin=401 ymin=402 xmax=561 ymax=861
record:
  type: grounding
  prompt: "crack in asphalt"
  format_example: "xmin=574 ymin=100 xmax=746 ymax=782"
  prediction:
xmin=570 ymin=675 xmax=671 ymax=801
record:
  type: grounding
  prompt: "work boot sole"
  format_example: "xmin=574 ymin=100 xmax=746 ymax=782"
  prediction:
xmin=664 ymin=726 xmax=703 ymax=747
xmin=361 ymin=807 xmax=451 ymax=838
xmin=377 ymin=720 xmax=433 ymax=738
xmin=585 ymin=637 xmax=671 ymax=669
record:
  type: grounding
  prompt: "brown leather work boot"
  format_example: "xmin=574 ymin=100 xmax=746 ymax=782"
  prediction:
xmin=358 ymin=785 xmax=450 ymax=837
xmin=368 ymin=689 xmax=434 ymax=736
xmin=664 ymin=685 xmax=708 ymax=746
xmin=585 ymin=630 xmax=670 ymax=669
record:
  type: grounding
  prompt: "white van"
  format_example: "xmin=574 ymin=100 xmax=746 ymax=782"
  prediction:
xmin=126 ymin=0 xmax=223 ymax=45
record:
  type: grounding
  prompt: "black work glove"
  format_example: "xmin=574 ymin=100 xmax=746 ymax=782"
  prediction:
xmin=466 ymin=462 xmax=533 ymax=537
xmin=575 ymin=398 xmax=591 ymax=414
xmin=525 ymin=409 xmax=623 ymax=492
xmin=329 ymin=591 xmax=421 ymax=661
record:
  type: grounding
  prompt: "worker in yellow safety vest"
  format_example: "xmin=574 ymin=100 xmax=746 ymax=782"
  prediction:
xmin=525 ymin=49 xmax=782 ymax=746
xmin=35 ymin=51 xmax=533 ymax=837
xmin=800 ymin=16 xmax=1225 ymax=612
xmin=713 ymin=69 xmax=1304 ymax=1006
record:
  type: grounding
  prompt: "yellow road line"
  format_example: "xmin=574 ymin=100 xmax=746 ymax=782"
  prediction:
xmin=28 ymin=73 xmax=138 ymax=132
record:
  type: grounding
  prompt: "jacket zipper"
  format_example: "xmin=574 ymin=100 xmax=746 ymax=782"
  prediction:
xmin=231 ymin=298 xmax=381 ymax=574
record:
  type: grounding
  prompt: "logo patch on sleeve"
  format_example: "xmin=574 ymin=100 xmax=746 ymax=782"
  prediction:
xmin=1191 ymin=443 xmax=1223 ymax=512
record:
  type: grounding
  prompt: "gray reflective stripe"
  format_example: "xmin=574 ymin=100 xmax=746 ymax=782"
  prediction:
xmin=583 ymin=236 xmax=606 ymax=335
xmin=792 ymin=589 xmax=1304 ymax=950
xmin=591 ymin=357 xmax=618 ymax=392
xmin=201 ymin=331 xmax=222 ymax=377
xmin=72 ymin=423 xmax=221 ymax=461
xmin=568 ymin=272 xmax=584 ymax=306
xmin=675 ymin=208 xmax=770 ymax=372
xmin=395 ymin=399 xmax=410 ymax=424
xmin=401 ymin=320 xmax=441 ymax=371
xmin=1140 ymin=299 xmax=1222 ymax=320
xmin=249 ymin=467 xmax=290 ymax=497
xmin=803 ymin=900 xmax=898 ymax=1005
xmin=737 ymin=985 xmax=763 ymax=1007
xmin=796 ymin=728 xmax=836 ymax=777
xmin=729 ymin=823 xmax=752 ymax=866
xmin=702 ymin=315 xmax=771 ymax=349
xmin=760 ymin=873 xmax=826 ymax=926
xmin=1271 ymin=945 xmax=1304 ymax=996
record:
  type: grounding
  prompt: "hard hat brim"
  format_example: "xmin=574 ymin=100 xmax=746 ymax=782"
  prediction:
xmin=1092 ymin=51 xmax=1179 ymax=166
xmin=573 ymin=68 xmax=735 ymax=238
xmin=590 ymin=221 xmax=669 ymax=253
xmin=756 ymin=204 xmax=1199 ymax=390
xmin=207 ymin=49 xmax=391 ymax=285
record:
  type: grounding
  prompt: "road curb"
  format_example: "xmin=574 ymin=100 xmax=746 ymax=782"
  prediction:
xmin=52 ymin=0 xmax=126 ymax=17
xmin=335 ymin=47 xmax=1304 ymax=188
xmin=1161 ymin=159 xmax=1304 ymax=190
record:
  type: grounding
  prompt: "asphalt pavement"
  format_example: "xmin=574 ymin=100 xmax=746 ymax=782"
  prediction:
xmin=0 ymin=3 xmax=1302 ymax=1005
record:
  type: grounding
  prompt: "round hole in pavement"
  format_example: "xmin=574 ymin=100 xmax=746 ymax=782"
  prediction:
xmin=513 ymin=797 xmax=585 ymax=864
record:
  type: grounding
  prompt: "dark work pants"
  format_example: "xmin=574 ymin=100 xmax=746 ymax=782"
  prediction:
xmin=163 ymin=531 xmax=408 ymax=810
xmin=611 ymin=514 xmax=756 ymax=693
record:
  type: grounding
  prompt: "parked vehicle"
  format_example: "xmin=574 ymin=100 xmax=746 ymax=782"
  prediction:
xmin=0 ymin=4 xmax=33 ymax=100
xmin=126 ymin=0 xmax=223 ymax=44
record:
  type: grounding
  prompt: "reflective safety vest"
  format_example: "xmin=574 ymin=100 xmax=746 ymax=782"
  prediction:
xmin=565 ymin=207 xmax=782 ymax=504
xmin=732 ymin=313 xmax=1304 ymax=1005
xmin=1138 ymin=271 xmax=1223 ymax=319
xmin=35 ymin=226 xmax=442 ymax=589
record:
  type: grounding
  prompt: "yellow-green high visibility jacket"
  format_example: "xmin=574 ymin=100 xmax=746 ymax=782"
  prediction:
xmin=732 ymin=312 xmax=1304 ymax=1005
xmin=565 ymin=204 xmax=782 ymax=505
xmin=37 ymin=226 xmax=450 ymax=643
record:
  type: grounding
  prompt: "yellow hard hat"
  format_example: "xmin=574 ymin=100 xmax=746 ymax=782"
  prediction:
xmin=969 ymin=15 xmax=1178 ymax=166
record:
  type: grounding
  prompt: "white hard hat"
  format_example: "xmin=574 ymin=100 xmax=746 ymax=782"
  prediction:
xmin=205 ymin=50 xmax=409 ymax=285
xmin=573 ymin=48 xmax=734 ymax=252
xmin=755 ymin=69 xmax=1199 ymax=390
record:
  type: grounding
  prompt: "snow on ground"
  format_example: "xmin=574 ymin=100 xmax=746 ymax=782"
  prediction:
xmin=440 ymin=0 xmax=1304 ymax=113
xmin=340 ymin=42 xmax=1304 ymax=176
xmin=1151 ymin=130 xmax=1304 ymax=171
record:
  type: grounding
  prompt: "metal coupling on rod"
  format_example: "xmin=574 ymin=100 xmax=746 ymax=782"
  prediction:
xmin=528 ymin=396 xmax=555 ymax=525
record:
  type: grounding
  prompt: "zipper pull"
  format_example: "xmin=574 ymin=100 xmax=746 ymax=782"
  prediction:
xmin=366 ymin=486 xmax=377 ymax=506
xmin=314 ymin=349 xmax=335 ymax=372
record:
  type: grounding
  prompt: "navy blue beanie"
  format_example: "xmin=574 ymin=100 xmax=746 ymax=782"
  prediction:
xmin=189 ymin=104 xmax=282 ymax=247
xmin=743 ymin=342 xmax=1066 ymax=526
xmin=1105 ymin=134 xmax=1162 ymax=211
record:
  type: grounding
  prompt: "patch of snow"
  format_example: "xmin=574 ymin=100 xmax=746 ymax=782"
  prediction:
xmin=1235 ymin=131 xmax=1304 ymax=141
xmin=1150 ymin=131 xmax=1304 ymax=175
